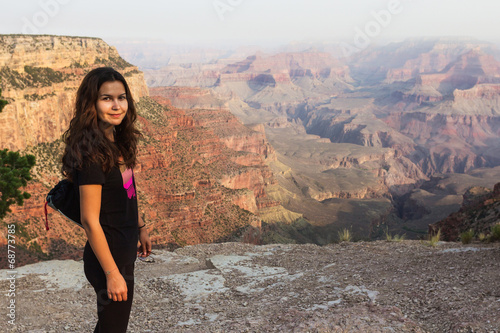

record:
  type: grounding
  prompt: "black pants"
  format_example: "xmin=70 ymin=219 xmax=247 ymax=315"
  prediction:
xmin=84 ymin=242 xmax=135 ymax=333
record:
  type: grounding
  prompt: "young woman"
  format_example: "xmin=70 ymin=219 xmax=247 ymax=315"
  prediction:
xmin=62 ymin=67 xmax=151 ymax=332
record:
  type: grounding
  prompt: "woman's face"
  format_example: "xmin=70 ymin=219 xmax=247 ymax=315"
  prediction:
xmin=96 ymin=80 xmax=128 ymax=135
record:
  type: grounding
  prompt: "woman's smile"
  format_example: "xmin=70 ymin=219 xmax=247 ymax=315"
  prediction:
xmin=96 ymin=80 xmax=128 ymax=138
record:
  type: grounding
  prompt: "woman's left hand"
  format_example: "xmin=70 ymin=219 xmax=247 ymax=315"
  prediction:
xmin=137 ymin=227 xmax=152 ymax=258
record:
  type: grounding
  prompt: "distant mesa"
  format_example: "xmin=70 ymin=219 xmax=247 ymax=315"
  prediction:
xmin=141 ymin=36 xmax=500 ymax=240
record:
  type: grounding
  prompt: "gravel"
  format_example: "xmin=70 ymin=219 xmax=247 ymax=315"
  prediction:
xmin=0 ymin=240 xmax=499 ymax=332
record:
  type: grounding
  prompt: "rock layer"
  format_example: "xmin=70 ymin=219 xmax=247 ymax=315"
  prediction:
xmin=431 ymin=182 xmax=500 ymax=241
xmin=0 ymin=36 xmax=288 ymax=265
xmin=0 ymin=35 xmax=148 ymax=150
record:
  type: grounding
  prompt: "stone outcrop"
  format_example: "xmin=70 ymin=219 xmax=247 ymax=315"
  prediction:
xmin=143 ymin=51 xmax=352 ymax=90
xmin=0 ymin=35 xmax=148 ymax=151
xmin=222 ymin=52 xmax=351 ymax=80
xmin=149 ymin=86 xmax=226 ymax=109
xmin=454 ymin=83 xmax=500 ymax=100
xmin=213 ymin=52 xmax=354 ymax=104
xmin=430 ymin=183 xmax=500 ymax=241
xmin=147 ymin=87 xmax=281 ymax=216
xmin=351 ymin=37 xmax=496 ymax=83
xmin=383 ymin=112 xmax=500 ymax=174
xmin=383 ymin=49 xmax=500 ymax=106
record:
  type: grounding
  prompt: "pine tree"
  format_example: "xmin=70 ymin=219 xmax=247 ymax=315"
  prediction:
xmin=0 ymin=149 xmax=36 ymax=220
xmin=0 ymin=90 xmax=36 ymax=219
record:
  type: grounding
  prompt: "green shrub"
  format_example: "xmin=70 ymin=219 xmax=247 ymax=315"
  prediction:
xmin=490 ymin=224 xmax=500 ymax=242
xmin=428 ymin=229 xmax=441 ymax=247
xmin=392 ymin=234 xmax=406 ymax=242
xmin=24 ymin=66 xmax=67 ymax=86
xmin=0 ymin=67 xmax=26 ymax=89
xmin=385 ymin=227 xmax=406 ymax=242
xmin=338 ymin=228 xmax=352 ymax=243
xmin=0 ymin=149 xmax=36 ymax=219
xmin=124 ymin=69 xmax=140 ymax=77
xmin=24 ymin=92 xmax=56 ymax=101
xmin=95 ymin=56 xmax=132 ymax=70
xmin=0 ymin=88 xmax=7 ymax=112
xmin=0 ymin=66 xmax=69 ymax=89
xmin=460 ymin=229 xmax=474 ymax=244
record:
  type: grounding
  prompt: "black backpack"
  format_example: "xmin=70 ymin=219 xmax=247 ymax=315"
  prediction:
xmin=44 ymin=179 xmax=82 ymax=230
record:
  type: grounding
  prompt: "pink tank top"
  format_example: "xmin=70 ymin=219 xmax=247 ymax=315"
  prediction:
xmin=121 ymin=168 xmax=136 ymax=199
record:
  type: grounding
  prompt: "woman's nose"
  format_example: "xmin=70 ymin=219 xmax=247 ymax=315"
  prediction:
xmin=112 ymin=99 xmax=120 ymax=109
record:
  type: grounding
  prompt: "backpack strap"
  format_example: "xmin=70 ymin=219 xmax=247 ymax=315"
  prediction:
xmin=43 ymin=201 xmax=50 ymax=231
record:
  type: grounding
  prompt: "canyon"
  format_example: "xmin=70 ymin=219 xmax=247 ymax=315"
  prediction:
xmin=2 ymin=35 xmax=500 ymax=265
xmin=143 ymin=37 xmax=500 ymax=240
xmin=0 ymin=35 xmax=290 ymax=266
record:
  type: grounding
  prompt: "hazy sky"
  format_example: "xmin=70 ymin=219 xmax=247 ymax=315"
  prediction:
xmin=1 ymin=0 xmax=499 ymax=47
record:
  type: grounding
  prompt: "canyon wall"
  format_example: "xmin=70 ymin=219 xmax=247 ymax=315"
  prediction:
xmin=0 ymin=35 xmax=148 ymax=151
xmin=430 ymin=182 xmax=500 ymax=241
xmin=0 ymin=35 xmax=288 ymax=265
xmin=141 ymin=38 xmax=500 ymax=239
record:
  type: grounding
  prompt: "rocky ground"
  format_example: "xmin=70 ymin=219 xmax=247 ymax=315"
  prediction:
xmin=0 ymin=240 xmax=499 ymax=332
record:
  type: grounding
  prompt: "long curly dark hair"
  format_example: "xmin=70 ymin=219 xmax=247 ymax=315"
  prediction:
xmin=62 ymin=67 xmax=141 ymax=180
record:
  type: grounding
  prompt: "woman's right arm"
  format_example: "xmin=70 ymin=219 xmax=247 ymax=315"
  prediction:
xmin=80 ymin=184 xmax=128 ymax=302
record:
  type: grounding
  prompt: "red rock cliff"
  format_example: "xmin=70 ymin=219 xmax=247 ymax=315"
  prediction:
xmin=0 ymin=35 xmax=148 ymax=151
xmin=0 ymin=37 xmax=285 ymax=266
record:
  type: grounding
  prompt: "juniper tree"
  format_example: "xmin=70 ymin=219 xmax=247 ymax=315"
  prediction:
xmin=0 ymin=149 xmax=36 ymax=220
xmin=0 ymin=91 xmax=36 ymax=219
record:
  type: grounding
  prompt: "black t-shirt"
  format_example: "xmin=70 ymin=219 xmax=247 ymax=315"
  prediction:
xmin=76 ymin=162 xmax=139 ymax=266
